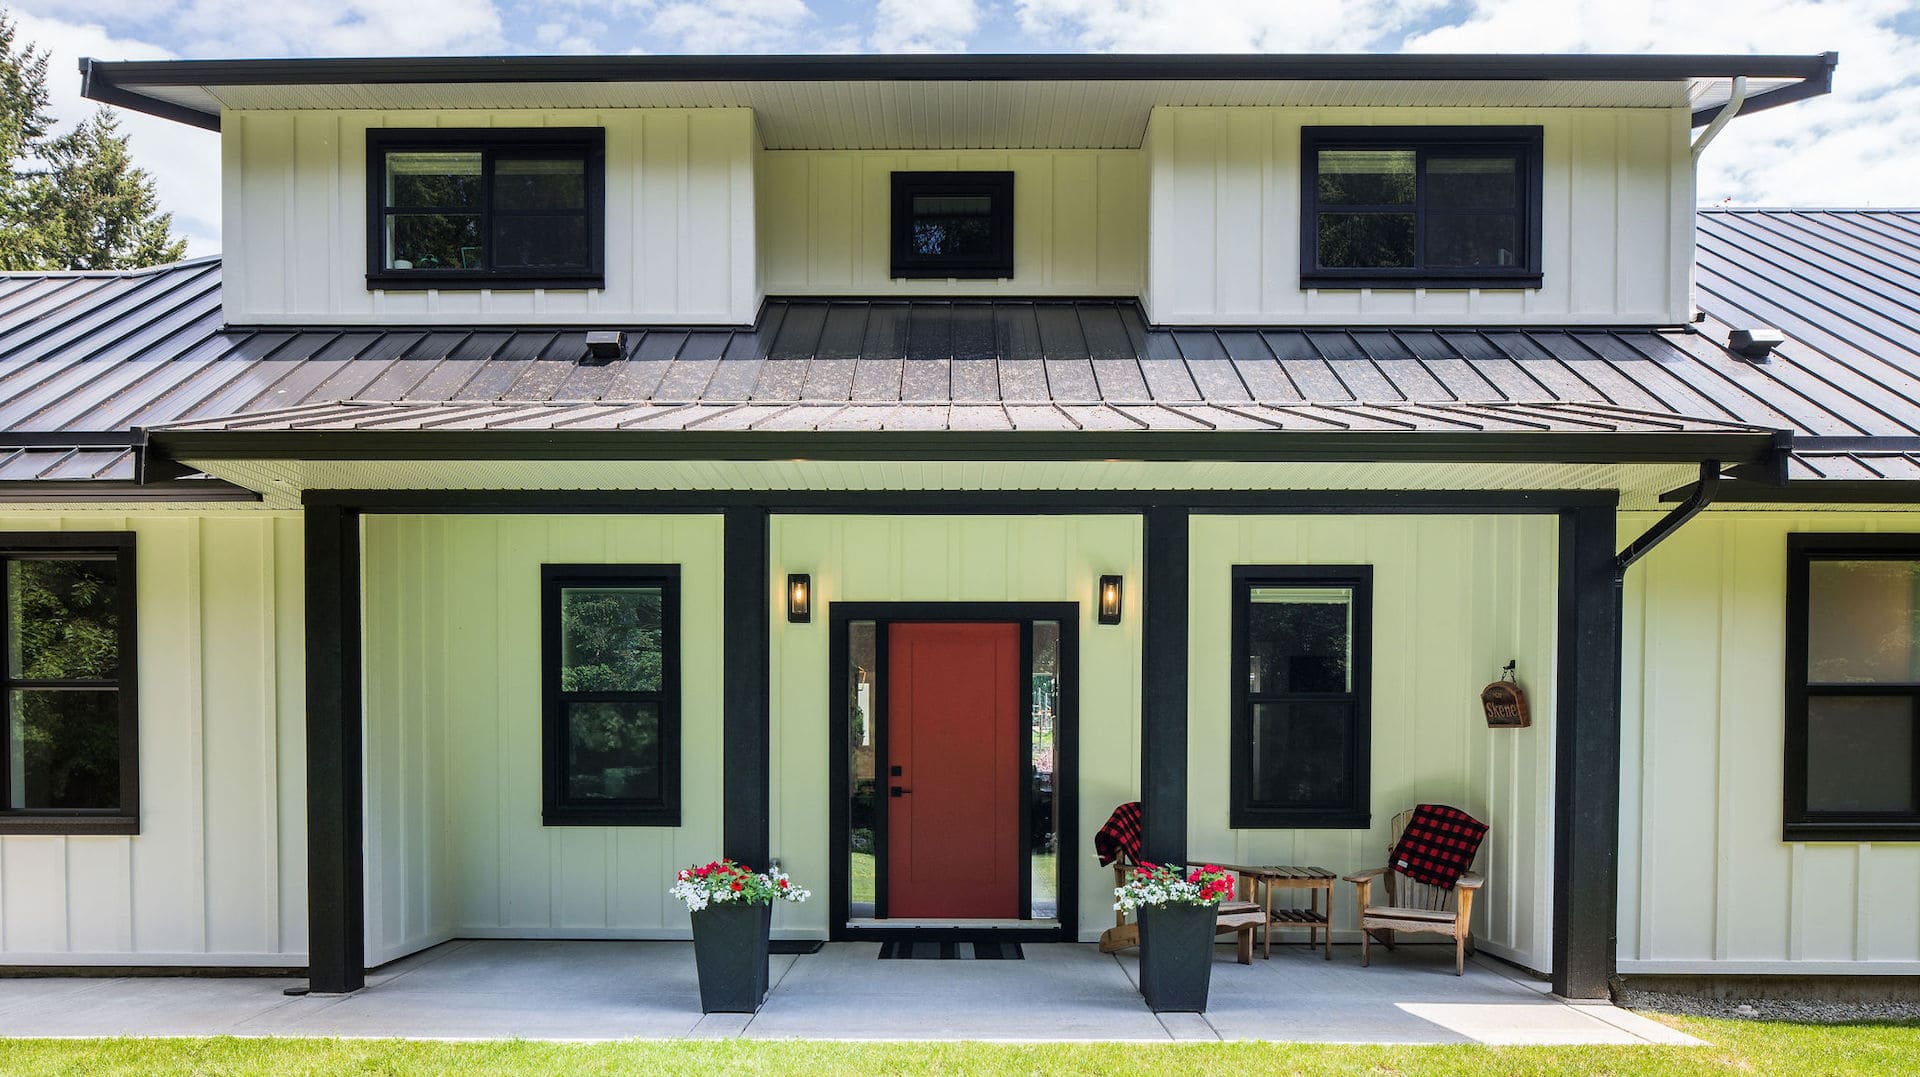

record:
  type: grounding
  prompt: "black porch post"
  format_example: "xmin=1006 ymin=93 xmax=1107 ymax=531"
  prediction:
xmin=1139 ymin=506 xmax=1189 ymax=865
xmin=1552 ymin=502 xmax=1622 ymax=999
xmin=722 ymin=507 xmax=771 ymax=869
xmin=305 ymin=504 xmax=365 ymax=994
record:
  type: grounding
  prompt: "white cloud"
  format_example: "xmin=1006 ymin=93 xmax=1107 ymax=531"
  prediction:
xmin=1014 ymin=0 xmax=1453 ymax=52
xmin=14 ymin=1 xmax=508 ymax=57
xmin=648 ymin=0 xmax=815 ymax=53
xmin=8 ymin=11 xmax=221 ymax=257
xmin=871 ymin=0 xmax=979 ymax=52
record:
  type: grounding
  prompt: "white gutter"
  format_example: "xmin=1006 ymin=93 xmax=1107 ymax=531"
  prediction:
xmin=1691 ymin=75 xmax=1749 ymax=161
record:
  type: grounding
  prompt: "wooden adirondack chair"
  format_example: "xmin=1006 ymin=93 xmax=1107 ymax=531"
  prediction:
xmin=1343 ymin=808 xmax=1486 ymax=975
xmin=1096 ymin=851 xmax=1267 ymax=964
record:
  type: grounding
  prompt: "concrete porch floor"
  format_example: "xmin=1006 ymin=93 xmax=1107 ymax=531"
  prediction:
xmin=0 ymin=940 xmax=1698 ymax=1045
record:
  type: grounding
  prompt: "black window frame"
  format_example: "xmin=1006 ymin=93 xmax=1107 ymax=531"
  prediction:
xmin=1229 ymin=565 xmax=1373 ymax=830
xmin=1299 ymin=126 xmax=1544 ymax=290
xmin=366 ymin=127 xmax=606 ymax=292
xmin=0 ymin=532 xmax=139 ymax=835
xmin=890 ymin=171 xmax=1015 ymax=280
xmin=541 ymin=563 xmax=681 ymax=828
xmin=1785 ymin=534 xmax=1920 ymax=842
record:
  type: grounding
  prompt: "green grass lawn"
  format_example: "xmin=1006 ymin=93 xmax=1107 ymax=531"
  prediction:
xmin=0 ymin=1015 xmax=1913 ymax=1075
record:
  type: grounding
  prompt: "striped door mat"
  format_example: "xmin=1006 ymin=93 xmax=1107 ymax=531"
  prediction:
xmin=877 ymin=941 xmax=1024 ymax=960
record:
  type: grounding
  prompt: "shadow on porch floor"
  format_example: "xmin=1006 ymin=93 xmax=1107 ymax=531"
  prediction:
xmin=0 ymin=940 xmax=1697 ymax=1045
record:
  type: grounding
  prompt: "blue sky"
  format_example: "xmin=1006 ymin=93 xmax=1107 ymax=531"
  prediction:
xmin=9 ymin=1 xmax=1917 ymax=257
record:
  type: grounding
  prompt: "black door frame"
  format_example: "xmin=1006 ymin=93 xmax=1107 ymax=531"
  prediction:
xmin=827 ymin=600 xmax=1080 ymax=942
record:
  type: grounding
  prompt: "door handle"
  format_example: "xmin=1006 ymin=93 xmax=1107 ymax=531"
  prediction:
xmin=890 ymin=785 xmax=911 ymax=797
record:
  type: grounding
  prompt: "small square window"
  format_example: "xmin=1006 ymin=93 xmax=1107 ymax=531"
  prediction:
xmin=367 ymin=129 xmax=605 ymax=291
xmin=1230 ymin=567 xmax=1373 ymax=830
xmin=542 ymin=565 xmax=680 ymax=827
xmin=1785 ymin=537 xmax=1920 ymax=841
xmin=890 ymin=172 xmax=1014 ymax=279
xmin=1300 ymin=127 xmax=1543 ymax=289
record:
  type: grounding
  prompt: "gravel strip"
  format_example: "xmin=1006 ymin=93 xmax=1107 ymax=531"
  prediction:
xmin=1624 ymin=988 xmax=1920 ymax=1024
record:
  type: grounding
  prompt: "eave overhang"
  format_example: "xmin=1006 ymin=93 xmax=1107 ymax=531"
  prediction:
xmin=78 ymin=51 xmax=1838 ymax=138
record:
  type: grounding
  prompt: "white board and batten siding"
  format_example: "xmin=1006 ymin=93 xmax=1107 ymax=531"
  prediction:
xmin=757 ymin=150 xmax=1146 ymax=298
xmin=221 ymin=109 xmax=758 ymax=326
xmin=359 ymin=515 xmax=725 ymax=964
xmin=1186 ymin=515 xmax=1560 ymax=973
xmin=1620 ymin=510 xmax=1920 ymax=975
xmin=1144 ymin=106 xmax=1693 ymax=326
xmin=0 ymin=513 xmax=306 ymax=967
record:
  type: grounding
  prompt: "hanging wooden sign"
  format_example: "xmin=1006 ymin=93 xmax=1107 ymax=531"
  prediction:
xmin=1481 ymin=661 xmax=1530 ymax=728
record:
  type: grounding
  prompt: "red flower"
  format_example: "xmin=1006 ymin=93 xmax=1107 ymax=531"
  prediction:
xmin=730 ymin=881 xmax=744 ymax=892
xmin=779 ymin=879 xmax=789 ymax=889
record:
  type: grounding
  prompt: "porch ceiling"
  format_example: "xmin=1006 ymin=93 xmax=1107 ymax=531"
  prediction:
xmin=172 ymin=456 xmax=1708 ymax=512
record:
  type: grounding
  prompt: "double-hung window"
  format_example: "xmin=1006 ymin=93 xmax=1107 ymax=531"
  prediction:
xmin=0 ymin=534 xmax=138 ymax=834
xmin=1300 ymin=126 xmax=1543 ymax=289
xmin=541 ymin=565 xmax=680 ymax=827
xmin=1785 ymin=535 xmax=1920 ymax=840
xmin=1230 ymin=566 xmax=1372 ymax=829
xmin=367 ymin=128 xmax=605 ymax=291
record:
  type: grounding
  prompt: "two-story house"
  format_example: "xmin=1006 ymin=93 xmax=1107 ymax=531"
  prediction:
xmin=5 ymin=51 xmax=1908 ymax=1002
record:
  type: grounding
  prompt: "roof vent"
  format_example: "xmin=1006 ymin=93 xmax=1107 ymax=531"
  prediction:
xmin=1728 ymin=327 xmax=1785 ymax=363
xmin=583 ymin=330 xmax=626 ymax=364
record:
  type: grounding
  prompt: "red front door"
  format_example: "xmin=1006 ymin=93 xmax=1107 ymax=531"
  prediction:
xmin=886 ymin=622 xmax=1021 ymax=919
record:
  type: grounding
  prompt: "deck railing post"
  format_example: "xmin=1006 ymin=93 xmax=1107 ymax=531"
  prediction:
xmin=305 ymin=504 xmax=365 ymax=994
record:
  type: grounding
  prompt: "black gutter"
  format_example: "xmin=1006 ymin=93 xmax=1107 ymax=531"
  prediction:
xmin=148 ymin=429 xmax=1780 ymax=465
xmin=1662 ymin=479 xmax=1920 ymax=504
xmin=80 ymin=52 xmax=1838 ymax=133
xmin=1616 ymin=460 xmax=1720 ymax=574
xmin=1691 ymin=52 xmax=1838 ymax=126
xmin=0 ymin=481 xmax=261 ymax=504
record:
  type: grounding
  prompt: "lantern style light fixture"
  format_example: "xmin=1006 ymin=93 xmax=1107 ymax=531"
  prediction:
xmin=1097 ymin=574 xmax=1123 ymax=625
xmin=787 ymin=573 xmax=812 ymax=623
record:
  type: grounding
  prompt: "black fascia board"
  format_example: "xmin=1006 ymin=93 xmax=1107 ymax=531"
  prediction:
xmin=0 ymin=481 xmax=261 ymax=504
xmin=81 ymin=52 xmax=1838 ymax=132
xmin=1690 ymin=51 xmax=1838 ymax=127
xmin=150 ymin=428 xmax=1779 ymax=465
xmin=1662 ymin=479 xmax=1920 ymax=505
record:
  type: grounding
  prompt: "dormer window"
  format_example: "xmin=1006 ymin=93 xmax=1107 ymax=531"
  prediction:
xmin=366 ymin=128 xmax=605 ymax=291
xmin=1300 ymin=127 xmax=1543 ymax=289
xmin=890 ymin=171 xmax=1015 ymax=279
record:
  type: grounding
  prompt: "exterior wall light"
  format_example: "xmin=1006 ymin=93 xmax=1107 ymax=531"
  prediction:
xmin=1098 ymin=574 xmax=1123 ymax=625
xmin=787 ymin=573 xmax=812 ymax=623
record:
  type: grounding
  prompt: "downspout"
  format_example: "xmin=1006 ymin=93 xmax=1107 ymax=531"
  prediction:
xmin=1690 ymin=76 xmax=1749 ymax=163
xmin=1616 ymin=460 xmax=1722 ymax=577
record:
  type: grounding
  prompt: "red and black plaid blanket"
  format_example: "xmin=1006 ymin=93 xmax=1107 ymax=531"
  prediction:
xmin=1094 ymin=801 xmax=1142 ymax=867
xmin=1390 ymin=804 xmax=1487 ymax=889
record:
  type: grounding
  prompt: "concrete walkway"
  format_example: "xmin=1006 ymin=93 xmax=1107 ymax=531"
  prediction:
xmin=0 ymin=940 xmax=1698 ymax=1045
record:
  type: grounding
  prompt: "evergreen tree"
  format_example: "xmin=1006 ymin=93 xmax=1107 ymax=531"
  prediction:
xmin=38 ymin=110 xmax=187 ymax=270
xmin=0 ymin=8 xmax=184 ymax=270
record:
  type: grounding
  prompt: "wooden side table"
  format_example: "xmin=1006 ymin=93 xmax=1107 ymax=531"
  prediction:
xmin=1221 ymin=865 xmax=1336 ymax=960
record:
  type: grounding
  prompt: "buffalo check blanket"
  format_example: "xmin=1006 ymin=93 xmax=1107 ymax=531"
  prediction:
xmin=1390 ymin=804 xmax=1488 ymax=889
xmin=1094 ymin=801 xmax=1143 ymax=867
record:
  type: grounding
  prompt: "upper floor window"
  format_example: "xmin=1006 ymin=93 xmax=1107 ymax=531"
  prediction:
xmin=1300 ymin=127 xmax=1543 ymax=290
xmin=542 ymin=564 xmax=680 ymax=827
xmin=1230 ymin=566 xmax=1372 ymax=829
xmin=891 ymin=171 xmax=1015 ymax=279
xmin=367 ymin=128 xmax=605 ymax=291
xmin=1785 ymin=535 xmax=1920 ymax=841
xmin=0 ymin=534 xmax=138 ymax=835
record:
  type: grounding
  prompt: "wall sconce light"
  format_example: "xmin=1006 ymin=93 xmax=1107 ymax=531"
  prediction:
xmin=1098 ymin=574 xmax=1123 ymax=626
xmin=787 ymin=573 xmax=812 ymax=623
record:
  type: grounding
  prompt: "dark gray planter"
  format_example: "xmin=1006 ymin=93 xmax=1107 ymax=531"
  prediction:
xmin=690 ymin=901 xmax=773 ymax=1013
xmin=1138 ymin=902 xmax=1216 ymax=1013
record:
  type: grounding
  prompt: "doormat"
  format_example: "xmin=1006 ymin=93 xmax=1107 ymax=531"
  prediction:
xmin=877 ymin=941 xmax=1024 ymax=960
xmin=770 ymin=940 xmax=825 ymax=955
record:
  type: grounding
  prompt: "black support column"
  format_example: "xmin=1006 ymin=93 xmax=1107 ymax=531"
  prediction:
xmin=305 ymin=505 xmax=365 ymax=994
xmin=1139 ymin=506 xmax=1189 ymax=865
xmin=722 ymin=507 xmax=771 ymax=870
xmin=1552 ymin=503 xmax=1622 ymax=1000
